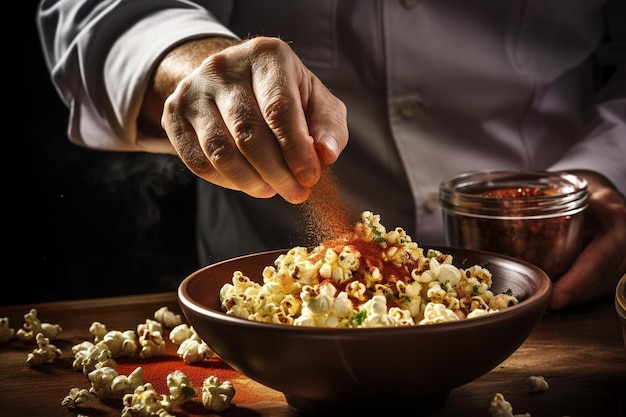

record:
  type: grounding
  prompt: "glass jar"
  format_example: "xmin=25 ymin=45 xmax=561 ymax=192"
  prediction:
xmin=439 ymin=170 xmax=588 ymax=281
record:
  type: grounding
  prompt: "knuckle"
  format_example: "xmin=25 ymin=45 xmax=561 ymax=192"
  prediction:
xmin=177 ymin=141 xmax=212 ymax=176
xmin=263 ymin=94 xmax=296 ymax=132
xmin=246 ymin=36 xmax=285 ymax=56
xmin=202 ymin=135 xmax=239 ymax=172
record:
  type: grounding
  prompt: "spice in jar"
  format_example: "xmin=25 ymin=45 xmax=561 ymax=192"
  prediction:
xmin=439 ymin=170 xmax=588 ymax=281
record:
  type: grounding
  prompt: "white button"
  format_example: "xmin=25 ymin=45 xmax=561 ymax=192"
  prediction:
xmin=400 ymin=0 xmax=419 ymax=9
xmin=423 ymin=193 xmax=439 ymax=213
xmin=398 ymin=99 xmax=421 ymax=119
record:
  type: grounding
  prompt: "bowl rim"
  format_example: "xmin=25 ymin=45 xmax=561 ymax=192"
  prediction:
xmin=178 ymin=246 xmax=552 ymax=335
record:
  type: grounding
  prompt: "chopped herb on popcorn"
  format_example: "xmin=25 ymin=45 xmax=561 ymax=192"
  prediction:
xmin=220 ymin=211 xmax=519 ymax=328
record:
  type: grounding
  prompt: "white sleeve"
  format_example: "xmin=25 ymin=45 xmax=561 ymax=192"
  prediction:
xmin=36 ymin=0 xmax=238 ymax=153
xmin=549 ymin=0 xmax=626 ymax=193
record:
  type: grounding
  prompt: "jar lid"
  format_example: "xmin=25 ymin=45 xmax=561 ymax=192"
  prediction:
xmin=439 ymin=170 xmax=588 ymax=218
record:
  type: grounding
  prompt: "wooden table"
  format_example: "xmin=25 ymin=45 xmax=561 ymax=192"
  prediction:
xmin=1 ymin=293 xmax=624 ymax=417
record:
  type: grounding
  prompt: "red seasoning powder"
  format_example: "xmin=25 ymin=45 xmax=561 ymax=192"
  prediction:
xmin=302 ymin=165 xmax=353 ymax=246
xmin=115 ymin=334 xmax=285 ymax=413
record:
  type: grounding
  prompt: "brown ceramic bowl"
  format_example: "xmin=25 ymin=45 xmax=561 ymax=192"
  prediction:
xmin=616 ymin=274 xmax=626 ymax=351
xmin=178 ymin=246 xmax=551 ymax=415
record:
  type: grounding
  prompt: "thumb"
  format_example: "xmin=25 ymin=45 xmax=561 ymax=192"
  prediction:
xmin=306 ymin=75 xmax=349 ymax=165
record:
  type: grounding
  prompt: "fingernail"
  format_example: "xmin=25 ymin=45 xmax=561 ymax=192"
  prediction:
xmin=317 ymin=135 xmax=339 ymax=160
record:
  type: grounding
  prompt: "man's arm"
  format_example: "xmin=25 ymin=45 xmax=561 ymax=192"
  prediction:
xmin=138 ymin=37 xmax=239 ymax=138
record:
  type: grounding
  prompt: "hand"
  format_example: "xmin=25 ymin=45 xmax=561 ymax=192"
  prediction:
xmin=160 ymin=36 xmax=348 ymax=204
xmin=549 ymin=185 xmax=626 ymax=310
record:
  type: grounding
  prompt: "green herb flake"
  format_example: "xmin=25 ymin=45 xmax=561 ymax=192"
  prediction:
xmin=351 ymin=310 xmax=367 ymax=326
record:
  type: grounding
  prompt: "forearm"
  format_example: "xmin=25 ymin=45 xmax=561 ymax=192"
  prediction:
xmin=37 ymin=0 xmax=240 ymax=152
xmin=138 ymin=37 xmax=239 ymax=138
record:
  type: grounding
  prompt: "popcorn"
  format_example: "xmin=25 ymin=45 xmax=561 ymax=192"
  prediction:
xmin=121 ymin=383 xmax=173 ymax=417
xmin=61 ymin=388 xmax=94 ymax=408
xmin=169 ymin=323 xmax=196 ymax=345
xmin=110 ymin=367 xmax=145 ymax=397
xmin=16 ymin=309 xmax=62 ymax=342
xmin=138 ymin=318 xmax=166 ymax=358
xmin=138 ymin=319 xmax=164 ymax=337
xmin=138 ymin=329 xmax=166 ymax=359
xmin=527 ymin=375 xmax=549 ymax=392
xmin=88 ymin=366 xmax=123 ymax=399
xmin=220 ymin=211 xmax=519 ymax=328
xmin=201 ymin=375 xmax=235 ymax=412
xmin=419 ymin=302 xmax=460 ymax=325
xmin=167 ymin=370 xmax=197 ymax=407
xmin=0 ymin=317 xmax=15 ymax=343
xmin=489 ymin=393 xmax=531 ymax=417
xmin=26 ymin=332 xmax=63 ymax=365
xmin=89 ymin=322 xmax=138 ymax=358
xmin=177 ymin=338 xmax=214 ymax=364
xmin=12 ymin=304 xmax=236 ymax=414
xmin=74 ymin=340 xmax=117 ymax=376
xmin=154 ymin=307 xmax=182 ymax=328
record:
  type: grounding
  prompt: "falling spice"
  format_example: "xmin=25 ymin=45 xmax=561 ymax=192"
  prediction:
xmin=302 ymin=165 xmax=353 ymax=246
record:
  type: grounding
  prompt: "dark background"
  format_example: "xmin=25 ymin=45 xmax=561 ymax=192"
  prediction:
xmin=6 ymin=2 xmax=200 ymax=306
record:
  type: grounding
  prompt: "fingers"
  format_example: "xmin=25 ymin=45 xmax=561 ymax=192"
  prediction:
xmin=162 ymin=74 xmax=276 ymax=198
xmin=162 ymin=36 xmax=349 ymax=204
xmin=306 ymin=75 xmax=349 ymax=165
xmin=550 ymin=188 xmax=626 ymax=309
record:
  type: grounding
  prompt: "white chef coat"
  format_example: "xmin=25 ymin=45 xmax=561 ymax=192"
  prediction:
xmin=37 ymin=0 xmax=626 ymax=264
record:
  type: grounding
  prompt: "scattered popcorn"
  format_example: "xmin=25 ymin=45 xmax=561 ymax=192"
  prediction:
xmin=119 ymin=372 xmax=199 ymax=417
xmin=177 ymin=338 xmax=214 ymax=364
xmin=135 ymin=318 xmax=166 ymax=358
xmin=88 ymin=366 xmax=121 ymax=398
xmin=110 ymin=367 xmax=145 ymax=397
xmin=87 ymin=322 xmax=139 ymax=357
xmin=0 ymin=316 xmax=15 ymax=343
xmin=103 ymin=329 xmax=138 ymax=358
xmin=71 ymin=341 xmax=96 ymax=371
xmin=527 ymin=375 xmax=549 ymax=392
xmin=169 ymin=323 xmax=196 ymax=345
xmin=61 ymin=387 xmax=94 ymax=408
xmin=88 ymin=366 xmax=144 ymax=399
xmin=138 ymin=328 xmax=166 ymax=359
xmin=220 ymin=211 xmax=519 ymax=328
xmin=138 ymin=319 xmax=163 ymax=337
xmin=10 ymin=304 xmax=235 ymax=414
xmin=167 ymin=370 xmax=198 ymax=407
xmin=121 ymin=383 xmax=174 ymax=417
xmin=75 ymin=340 xmax=118 ymax=376
xmin=16 ymin=309 xmax=62 ymax=342
xmin=201 ymin=375 xmax=235 ymax=412
xmin=154 ymin=306 xmax=183 ymax=328
xmin=89 ymin=321 xmax=109 ymax=342
xmin=169 ymin=324 xmax=213 ymax=363
xmin=489 ymin=393 xmax=531 ymax=417
xmin=26 ymin=332 xmax=63 ymax=365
